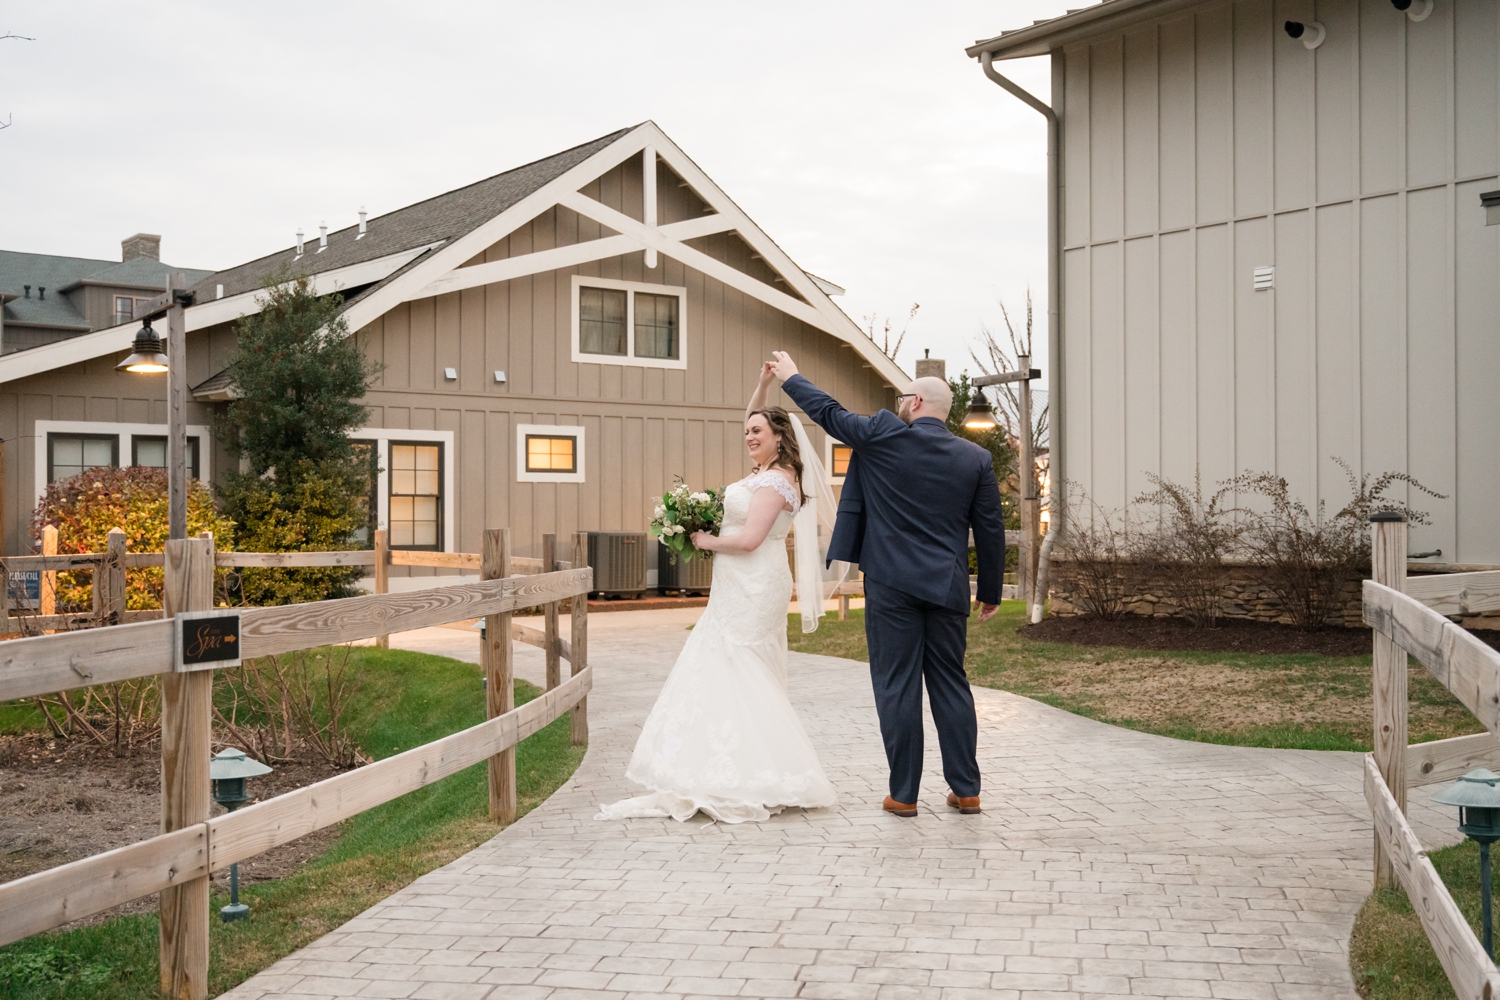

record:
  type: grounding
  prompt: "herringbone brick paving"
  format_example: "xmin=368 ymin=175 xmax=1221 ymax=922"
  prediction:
xmin=223 ymin=608 xmax=1457 ymax=999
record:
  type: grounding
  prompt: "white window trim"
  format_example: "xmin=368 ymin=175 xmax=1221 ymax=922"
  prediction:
xmin=516 ymin=423 xmax=586 ymax=484
xmin=570 ymin=274 xmax=688 ymax=371
xmin=826 ymin=437 xmax=850 ymax=486
xmin=349 ymin=427 xmax=456 ymax=552
xmin=34 ymin=420 xmax=212 ymax=510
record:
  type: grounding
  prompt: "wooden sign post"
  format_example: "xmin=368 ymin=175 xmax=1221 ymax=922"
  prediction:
xmin=1371 ymin=512 xmax=1409 ymax=888
xmin=482 ymin=528 xmax=515 ymax=823
xmin=160 ymin=536 xmax=214 ymax=999
xmin=571 ymin=531 xmax=590 ymax=746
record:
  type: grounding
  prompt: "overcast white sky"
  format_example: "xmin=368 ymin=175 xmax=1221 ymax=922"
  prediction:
xmin=1 ymin=1 xmax=1072 ymax=381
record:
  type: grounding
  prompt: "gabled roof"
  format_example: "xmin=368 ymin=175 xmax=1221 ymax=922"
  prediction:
xmin=967 ymin=0 xmax=1197 ymax=60
xmin=0 ymin=123 xmax=909 ymax=390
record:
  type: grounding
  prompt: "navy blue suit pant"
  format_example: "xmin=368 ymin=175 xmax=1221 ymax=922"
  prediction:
xmin=863 ymin=577 xmax=980 ymax=804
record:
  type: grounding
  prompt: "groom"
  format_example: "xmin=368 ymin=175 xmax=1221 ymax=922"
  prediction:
xmin=771 ymin=351 xmax=1004 ymax=817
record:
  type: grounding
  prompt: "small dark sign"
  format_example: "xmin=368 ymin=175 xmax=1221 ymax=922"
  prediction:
xmin=177 ymin=612 xmax=242 ymax=671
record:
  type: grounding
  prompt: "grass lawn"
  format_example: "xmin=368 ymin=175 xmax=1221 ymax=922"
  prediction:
xmin=789 ymin=603 xmax=1479 ymax=752
xmin=0 ymin=646 xmax=585 ymax=1000
xmin=1351 ymin=840 xmax=1490 ymax=999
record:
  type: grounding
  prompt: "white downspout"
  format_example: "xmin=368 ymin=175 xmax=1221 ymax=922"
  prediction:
xmin=979 ymin=49 xmax=1062 ymax=624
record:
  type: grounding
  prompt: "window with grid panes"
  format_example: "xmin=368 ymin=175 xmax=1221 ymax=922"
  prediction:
xmin=132 ymin=436 xmax=201 ymax=481
xmin=525 ymin=435 xmax=576 ymax=473
xmin=48 ymin=434 xmax=118 ymax=483
xmin=578 ymin=286 xmax=627 ymax=356
xmin=633 ymin=292 xmax=679 ymax=359
xmin=389 ymin=442 xmax=442 ymax=549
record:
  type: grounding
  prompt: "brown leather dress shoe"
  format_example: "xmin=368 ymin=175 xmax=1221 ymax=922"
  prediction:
xmin=946 ymin=792 xmax=982 ymax=814
xmin=882 ymin=795 xmax=918 ymax=817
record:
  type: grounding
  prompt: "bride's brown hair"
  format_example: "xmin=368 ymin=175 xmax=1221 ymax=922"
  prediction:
xmin=747 ymin=407 xmax=807 ymax=506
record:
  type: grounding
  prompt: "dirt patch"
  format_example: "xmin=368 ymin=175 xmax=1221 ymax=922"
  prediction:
xmin=1023 ymin=614 xmax=1376 ymax=656
xmin=0 ymin=734 xmax=346 ymax=927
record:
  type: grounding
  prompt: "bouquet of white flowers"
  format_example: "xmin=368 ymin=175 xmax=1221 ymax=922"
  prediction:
xmin=649 ymin=478 xmax=725 ymax=564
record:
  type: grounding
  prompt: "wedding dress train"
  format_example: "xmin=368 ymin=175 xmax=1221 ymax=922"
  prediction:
xmin=598 ymin=472 xmax=838 ymax=823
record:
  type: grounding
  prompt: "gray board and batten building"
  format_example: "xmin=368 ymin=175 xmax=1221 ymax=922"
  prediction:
xmin=972 ymin=0 xmax=1500 ymax=566
xmin=0 ymin=123 xmax=903 ymax=584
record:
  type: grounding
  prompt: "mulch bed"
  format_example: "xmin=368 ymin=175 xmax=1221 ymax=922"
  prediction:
xmin=1021 ymin=614 xmax=1500 ymax=656
xmin=0 ymin=733 xmax=346 ymax=927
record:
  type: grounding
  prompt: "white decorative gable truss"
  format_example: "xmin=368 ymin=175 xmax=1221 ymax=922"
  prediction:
xmin=0 ymin=123 xmax=907 ymax=389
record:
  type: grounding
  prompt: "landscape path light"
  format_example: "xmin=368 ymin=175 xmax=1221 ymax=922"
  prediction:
xmin=209 ymin=747 xmax=273 ymax=923
xmin=1431 ymin=767 xmax=1500 ymax=957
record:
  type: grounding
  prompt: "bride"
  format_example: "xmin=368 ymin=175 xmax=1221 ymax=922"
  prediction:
xmin=598 ymin=363 xmax=846 ymax=823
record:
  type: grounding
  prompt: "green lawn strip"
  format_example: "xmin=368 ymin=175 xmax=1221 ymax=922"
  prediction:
xmin=0 ymin=647 xmax=585 ymax=1000
xmin=1351 ymin=838 xmax=1488 ymax=999
xmin=788 ymin=604 xmax=1475 ymax=752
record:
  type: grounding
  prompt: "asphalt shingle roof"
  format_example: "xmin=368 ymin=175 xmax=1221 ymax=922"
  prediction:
xmin=0 ymin=249 xmax=213 ymax=330
xmin=189 ymin=126 xmax=635 ymax=305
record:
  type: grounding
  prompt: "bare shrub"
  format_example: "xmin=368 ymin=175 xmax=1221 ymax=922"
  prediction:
xmin=214 ymin=646 xmax=365 ymax=768
xmin=1056 ymin=488 xmax=1144 ymax=620
xmin=1132 ymin=473 xmax=1243 ymax=627
xmin=1230 ymin=458 xmax=1444 ymax=627
xmin=31 ymin=677 xmax=162 ymax=755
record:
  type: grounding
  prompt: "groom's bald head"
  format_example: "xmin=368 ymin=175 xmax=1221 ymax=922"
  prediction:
xmin=899 ymin=377 xmax=952 ymax=424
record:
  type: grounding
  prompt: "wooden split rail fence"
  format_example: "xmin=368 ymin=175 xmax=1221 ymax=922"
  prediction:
xmin=1365 ymin=517 xmax=1500 ymax=1000
xmin=0 ymin=527 xmax=593 ymax=1000
xmin=0 ymin=526 xmax=549 ymax=639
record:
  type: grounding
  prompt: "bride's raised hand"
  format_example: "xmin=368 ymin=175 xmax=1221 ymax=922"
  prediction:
xmin=758 ymin=361 xmax=777 ymax=385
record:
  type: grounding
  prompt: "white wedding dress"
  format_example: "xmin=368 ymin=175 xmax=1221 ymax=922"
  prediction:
xmin=598 ymin=472 xmax=839 ymax=823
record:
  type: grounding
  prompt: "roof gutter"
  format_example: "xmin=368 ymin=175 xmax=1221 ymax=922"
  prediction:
xmin=978 ymin=50 xmax=1064 ymax=617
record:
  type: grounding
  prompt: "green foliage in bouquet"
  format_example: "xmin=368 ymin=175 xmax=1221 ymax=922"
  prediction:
xmin=649 ymin=479 xmax=725 ymax=564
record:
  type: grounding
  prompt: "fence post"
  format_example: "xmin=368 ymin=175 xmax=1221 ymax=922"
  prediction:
xmin=1371 ymin=512 xmax=1409 ymax=890
xmin=103 ymin=528 xmax=126 ymax=625
xmin=160 ymin=535 xmax=214 ymax=1000
xmin=40 ymin=525 xmax=56 ymax=620
xmin=543 ymin=533 xmax=561 ymax=691
xmin=483 ymin=528 xmax=516 ymax=823
xmin=374 ymin=529 xmax=389 ymax=649
xmin=570 ymin=531 xmax=589 ymax=746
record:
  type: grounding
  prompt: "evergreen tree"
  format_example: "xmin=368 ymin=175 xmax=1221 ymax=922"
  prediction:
xmin=215 ymin=272 xmax=380 ymax=604
xmin=947 ymin=372 xmax=1019 ymax=530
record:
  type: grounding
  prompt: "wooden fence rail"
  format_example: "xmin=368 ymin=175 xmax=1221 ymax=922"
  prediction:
xmin=0 ymin=527 xmax=594 ymax=1000
xmin=1365 ymin=518 xmax=1500 ymax=1000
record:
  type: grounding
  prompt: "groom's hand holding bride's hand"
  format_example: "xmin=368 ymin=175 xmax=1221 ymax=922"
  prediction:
xmin=976 ymin=602 xmax=999 ymax=623
xmin=769 ymin=351 xmax=798 ymax=381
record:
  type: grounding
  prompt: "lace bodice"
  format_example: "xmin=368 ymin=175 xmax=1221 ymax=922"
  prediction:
xmin=722 ymin=472 xmax=799 ymax=542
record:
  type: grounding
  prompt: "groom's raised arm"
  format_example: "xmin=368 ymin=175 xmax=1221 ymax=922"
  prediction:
xmin=780 ymin=374 xmax=878 ymax=447
xmin=969 ymin=457 xmax=1005 ymax=608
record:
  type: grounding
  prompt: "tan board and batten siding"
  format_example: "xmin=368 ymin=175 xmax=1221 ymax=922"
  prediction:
xmin=1054 ymin=0 xmax=1499 ymax=562
xmin=0 ymin=154 xmax=894 ymax=559
xmin=350 ymin=156 xmax=893 ymax=559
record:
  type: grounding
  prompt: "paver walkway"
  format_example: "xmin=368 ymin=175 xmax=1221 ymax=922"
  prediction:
xmin=228 ymin=609 xmax=1458 ymax=1000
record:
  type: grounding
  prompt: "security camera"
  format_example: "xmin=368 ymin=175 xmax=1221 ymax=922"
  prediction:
xmin=1284 ymin=20 xmax=1326 ymax=48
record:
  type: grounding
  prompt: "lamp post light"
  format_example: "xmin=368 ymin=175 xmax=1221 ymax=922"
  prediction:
xmin=962 ymin=388 xmax=998 ymax=432
xmin=209 ymin=747 xmax=273 ymax=923
xmin=1432 ymin=767 xmax=1500 ymax=957
xmin=115 ymin=272 xmax=193 ymax=540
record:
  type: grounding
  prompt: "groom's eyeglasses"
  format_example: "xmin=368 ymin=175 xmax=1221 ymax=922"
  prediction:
xmin=894 ymin=394 xmax=917 ymax=405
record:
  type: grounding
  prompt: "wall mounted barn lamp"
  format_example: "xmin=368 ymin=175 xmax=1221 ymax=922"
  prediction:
xmin=1393 ymin=0 xmax=1434 ymax=21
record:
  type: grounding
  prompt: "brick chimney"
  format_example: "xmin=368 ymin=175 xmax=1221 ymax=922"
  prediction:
xmin=121 ymin=233 xmax=161 ymax=262
xmin=913 ymin=349 xmax=946 ymax=381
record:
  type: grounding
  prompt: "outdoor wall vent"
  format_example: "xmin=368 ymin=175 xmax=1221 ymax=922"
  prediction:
xmin=1284 ymin=20 xmax=1326 ymax=49
xmin=1482 ymin=190 xmax=1500 ymax=227
xmin=1393 ymin=0 xmax=1433 ymax=21
xmin=1253 ymin=266 xmax=1275 ymax=290
xmin=444 ymin=367 xmax=458 ymax=381
xmin=357 ymin=207 xmax=367 ymax=239
xmin=494 ymin=370 xmax=507 ymax=383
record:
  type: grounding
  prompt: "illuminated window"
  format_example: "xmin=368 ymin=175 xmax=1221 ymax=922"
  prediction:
xmin=526 ymin=435 xmax=577 ymax=473
xmin=389 ymin=442 xmax=442 ymax=549
xmin=831 ymin=445 xmax=852 ymax=477
xmin=47 ymin=434 xmax=117 ymax=483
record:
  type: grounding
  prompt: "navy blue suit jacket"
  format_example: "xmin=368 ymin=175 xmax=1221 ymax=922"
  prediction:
xmin=783 ymin=374 xmax=1005 ymax=613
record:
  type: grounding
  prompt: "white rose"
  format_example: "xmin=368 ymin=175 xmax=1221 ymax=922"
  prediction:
xmin=690 ymin=492 xmax=710 ymax=503
xmin=653 ymin=504 xmax=666 ymax=518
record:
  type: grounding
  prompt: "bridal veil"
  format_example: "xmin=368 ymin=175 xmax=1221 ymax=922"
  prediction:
xmin=788 ymin=414 xmax=851 ymax=633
